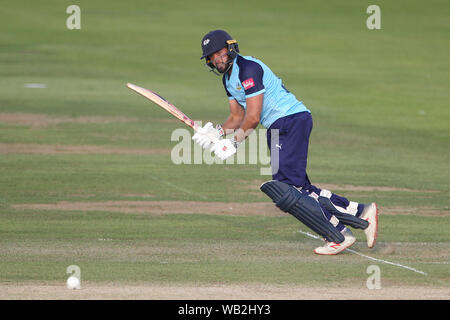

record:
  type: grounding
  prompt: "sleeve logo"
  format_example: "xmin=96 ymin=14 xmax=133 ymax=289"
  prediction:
xmin=242 ymin=78 xmax=255 ymax=90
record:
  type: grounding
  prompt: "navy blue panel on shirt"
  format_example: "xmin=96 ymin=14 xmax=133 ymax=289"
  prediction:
xmin=236 ymin=56 xmax=265 ymax=96
xmin=221 ymin=74 xmax=232 ymax=97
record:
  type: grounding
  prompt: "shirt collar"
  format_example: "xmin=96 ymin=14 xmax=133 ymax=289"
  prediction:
xmin=226 ymin=55 xmax=239 ymax=80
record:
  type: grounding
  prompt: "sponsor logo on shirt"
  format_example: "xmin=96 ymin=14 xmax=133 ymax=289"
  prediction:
xmin=242 ymin=78 xmax=255 ymax=90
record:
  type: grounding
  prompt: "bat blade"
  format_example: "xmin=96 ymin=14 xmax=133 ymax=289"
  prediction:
xmin=127 ymin=83 xmax=198 ymax=130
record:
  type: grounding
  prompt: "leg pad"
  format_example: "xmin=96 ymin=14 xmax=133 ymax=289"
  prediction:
xmin=318 ymin=197 xmax=369 ymax=229
xmin=261 ymin=180 xmax=345 ymax=243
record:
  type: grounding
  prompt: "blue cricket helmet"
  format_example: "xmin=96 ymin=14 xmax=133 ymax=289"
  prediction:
xmin=200 ymin=30 xmax=239 ymax=73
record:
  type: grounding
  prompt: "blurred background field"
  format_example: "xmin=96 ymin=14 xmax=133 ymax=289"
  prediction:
xmin=0 ymin=0 xmax=448 ymax=297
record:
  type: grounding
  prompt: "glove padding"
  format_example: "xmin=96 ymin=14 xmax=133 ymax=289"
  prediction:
xmin=192 ymin=122 xmax=223 ymax=149
xmin=210 ymin=138 xmax=237 ymax=160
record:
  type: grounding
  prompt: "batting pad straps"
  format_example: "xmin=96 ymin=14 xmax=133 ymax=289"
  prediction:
xmin=319 ymin=189 xmax=358 ymax=215
xmin=319 ymin=189 xmax=333 ymax=198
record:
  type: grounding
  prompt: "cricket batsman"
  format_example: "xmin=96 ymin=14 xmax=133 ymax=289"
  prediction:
xmin=193 ymin=30 xmax=378 ymax=255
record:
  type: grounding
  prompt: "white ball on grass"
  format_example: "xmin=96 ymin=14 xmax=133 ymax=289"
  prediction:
xmin=66 ymin=276 xmax=81 ymax=290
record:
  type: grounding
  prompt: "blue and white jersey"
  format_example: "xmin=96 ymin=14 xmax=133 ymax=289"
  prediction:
xmin=222 ymin=55 xmax=310 ymax=128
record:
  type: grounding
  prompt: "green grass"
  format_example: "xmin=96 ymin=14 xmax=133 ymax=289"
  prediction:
xmin=0 ymin=0 xmax=449 ymax=290
xmin=1 ymin=211 xmax=448 ymax=286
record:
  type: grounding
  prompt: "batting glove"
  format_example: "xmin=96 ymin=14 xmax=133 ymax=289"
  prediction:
xmin=210 ymin=137 xmax=238 ymax=160
xmin=192 ymin=122 xmax=224 ymax=149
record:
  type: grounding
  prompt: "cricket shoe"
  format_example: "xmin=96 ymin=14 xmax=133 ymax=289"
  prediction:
xmin=360 ymin=202 xmax=379 ymax=248
xmin=314 ymin=228 xmax=356 ymax=255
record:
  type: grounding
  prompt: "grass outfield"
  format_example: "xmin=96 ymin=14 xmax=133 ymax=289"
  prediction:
xmin=0 ymin=0 xmax=449 ymax=298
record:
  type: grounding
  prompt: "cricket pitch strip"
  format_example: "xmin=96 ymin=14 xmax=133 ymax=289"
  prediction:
xmin=0 ymin=282 xmax=448 ymax=300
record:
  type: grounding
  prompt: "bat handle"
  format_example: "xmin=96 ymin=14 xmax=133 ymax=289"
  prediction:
xmin=192 ymin=122 xmax=200 ymax=132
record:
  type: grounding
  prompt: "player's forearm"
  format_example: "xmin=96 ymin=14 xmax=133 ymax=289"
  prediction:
xmin=221 ymin=114 xmax=244 ymax=133
xmin=232 ymin=93 xmax=263 ymax=143
xmin=234 ymin=115 xmax=259 ymax=143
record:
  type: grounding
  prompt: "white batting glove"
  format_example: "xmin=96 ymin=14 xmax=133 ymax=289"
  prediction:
xmin=210 ymin=138 xmax=238 ymax=160
xmin=192 ymin=122 xmax=224 ymax=149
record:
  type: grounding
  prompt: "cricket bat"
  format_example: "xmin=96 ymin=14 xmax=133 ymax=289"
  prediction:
xmin=126 ymin=83 xmax=199 ymax=131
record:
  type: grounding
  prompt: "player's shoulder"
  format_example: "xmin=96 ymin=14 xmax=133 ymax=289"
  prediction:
xmin=236 ymin=55 xmax=264 ymax=68
xmin=236 ymin=55 xmax=264 ymax=79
